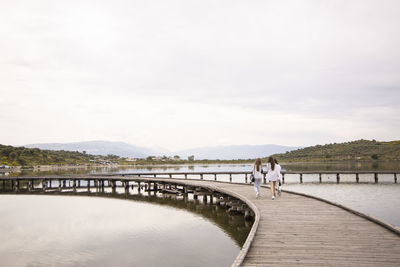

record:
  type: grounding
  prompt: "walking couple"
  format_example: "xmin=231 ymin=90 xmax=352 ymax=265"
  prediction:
xmin=252 ymin=157 xmax=282 ymax=200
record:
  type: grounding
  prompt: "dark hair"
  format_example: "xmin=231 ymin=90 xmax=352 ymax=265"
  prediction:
xmin=254 ymin=158 xmax=262 ymax=172
xmin=268 ymin=157 xmax=275 ymax=171
xmin=274 ymin=159 xmax=279 ymax=164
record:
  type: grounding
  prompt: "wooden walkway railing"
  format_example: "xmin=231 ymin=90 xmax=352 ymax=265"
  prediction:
xmin=95 ymin=171 xmax=399 ymax=184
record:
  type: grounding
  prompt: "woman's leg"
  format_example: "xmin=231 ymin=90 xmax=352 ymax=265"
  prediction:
xmin=269 ymin=181 xmax=275 ymax=197
xmin=255 ymin=179 xmax=261 ymax=195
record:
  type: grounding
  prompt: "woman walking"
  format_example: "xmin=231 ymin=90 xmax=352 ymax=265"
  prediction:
xmin=266 ymin=157 xmax=279 ymax=200
xmin=274 ymin=158 xmax=282 ymax=195
xmin=252 ymin=158 xmax=263 ymax=198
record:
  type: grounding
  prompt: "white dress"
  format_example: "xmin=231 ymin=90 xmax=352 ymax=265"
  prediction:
xmin=266 ymin=163 xmax=279 ymax=182
xmin=276 ymin=164 xmax=282 ymax=181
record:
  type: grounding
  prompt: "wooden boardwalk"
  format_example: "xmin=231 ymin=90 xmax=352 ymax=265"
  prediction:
xmin=158 ymin=179 xmax=400 ymax=267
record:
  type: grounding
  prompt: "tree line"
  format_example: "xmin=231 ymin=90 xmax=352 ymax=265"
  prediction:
xmin=2 ymin=139 xmax=399 ymax=166
xmin=270 ymin=139 xmax=400 ymax=162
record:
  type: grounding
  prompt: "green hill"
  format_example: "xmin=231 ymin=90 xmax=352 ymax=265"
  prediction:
xmin=0 ymin=144 xmax=117 ymax=166
xmin=271 ymin=139 xmax=400 ymax=162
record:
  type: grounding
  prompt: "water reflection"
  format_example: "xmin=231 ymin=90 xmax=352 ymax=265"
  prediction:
xmin=0 ymin=191 xmax=252 ymax=267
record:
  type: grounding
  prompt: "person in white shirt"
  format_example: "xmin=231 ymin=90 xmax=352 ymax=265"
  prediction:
xmin=266 ymin=157 xmax=279 ymax=200
xmin=252 ymin=158 xmax=263 ymax=198
xmin=274 ymin=158 xmax=282 ymax=195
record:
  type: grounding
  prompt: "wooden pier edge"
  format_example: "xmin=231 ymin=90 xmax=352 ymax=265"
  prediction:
xmin=197 ymin=183 xmax=261 ymax=267
xmin=154 ymin=179 xmax=400 ymax=266
xmin=279 ymin=186 xmax=400 ymax=237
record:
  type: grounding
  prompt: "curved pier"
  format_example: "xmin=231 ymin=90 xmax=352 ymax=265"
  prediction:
xmin=1 ymin=175 xmax=400 ymax=266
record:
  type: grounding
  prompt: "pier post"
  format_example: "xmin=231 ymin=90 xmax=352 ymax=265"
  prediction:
xmin=374 ymin=173 xmax=378 ymax=183
xmin=138 ymin=182 xmax=141 ymax=195
xmin=185 ymin=174 xmax=187 ymax=179
xmin=200 ymin=174 xmax=203 ymax=180
xmin=245 ymin=174 xmax=248 ymax=183
xmin=58 ymin=179 xmax=62 ymax=191
xmin=29 ymin=179 xmax=33 ymax=191
xmin=282 ymin=173 xmax=285 ymax=184
xmin=2 ymin=179 xmax=5 ymax=190
xmin=203 ymin=194 xmax=207 ymax=204
xmin=263 ymin=173 xmax=266 ymax=184
xmin=87 ymin=179 xmax=91 ymax=192
xmin=336 ymin=173 xmax=340 ymax=184
xmin=15 ymin=179 xmax=19 ymax=192
xmin=112 ymin=180 xmax=116 ymax=193
xmin=319 ymin=173 xmax=322 ymax=183
xmin=183 ymin=185 xmax=188 ymax=195
xmin=148 ymin=182 xmax=151 ymax=196
xmin=300 ymin=173 xmax=303 ymax=184
xmin=395 ymin=173 xmax=397 ymax=183
xmin=169 ymin=174 xmax=172 ymax=178
xmin=229 ymin=174 xmax=232 ymax=183
xmin=124 ymin=181 xmax=129 ymax=194
xmin=49 ymin=179 xmax=52 ymax=189
xmin=41 ymin=179 xmax=45 ymax=191
xmin=356 ymin=173 xmax=359 ymax=183
xmin=215 ymin=174 xmax=217 ymax=181
xmin=154 ymin=183 xmax=158 ymax=195
xmin=73 ymin=179 xmax=76 ymax=192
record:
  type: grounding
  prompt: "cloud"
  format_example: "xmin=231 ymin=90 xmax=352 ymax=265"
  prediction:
xmin=0 ymin=0 xmax=399 ymax=149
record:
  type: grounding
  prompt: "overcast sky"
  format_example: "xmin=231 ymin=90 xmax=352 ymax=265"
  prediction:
xmin=1 ymin=0 xmax=399 ymax=151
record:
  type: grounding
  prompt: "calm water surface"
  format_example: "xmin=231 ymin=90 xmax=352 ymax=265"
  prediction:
xmin=0 ymin=195 xmax=243 ymax=267
xmin=283 ymin=183 xmax=400 ymax=229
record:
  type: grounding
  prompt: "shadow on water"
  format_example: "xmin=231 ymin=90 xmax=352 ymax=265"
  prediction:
xmin=0 ymin=188 xmax=253 ymax=248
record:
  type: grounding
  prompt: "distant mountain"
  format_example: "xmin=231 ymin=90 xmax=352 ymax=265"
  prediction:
xmin=25 ymin=141 xmax=161 ymax=158
xmin=175 ymin=144 xmax=302 ymax=160
xmin=24 ymin=141 xmax=301 ymax=160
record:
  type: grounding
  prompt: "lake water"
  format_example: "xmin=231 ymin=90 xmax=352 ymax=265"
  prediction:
xmin=282 ymin=183 xmax=400 ymax=229
xmin=0 ymin=194 xmax=249 ymax=267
